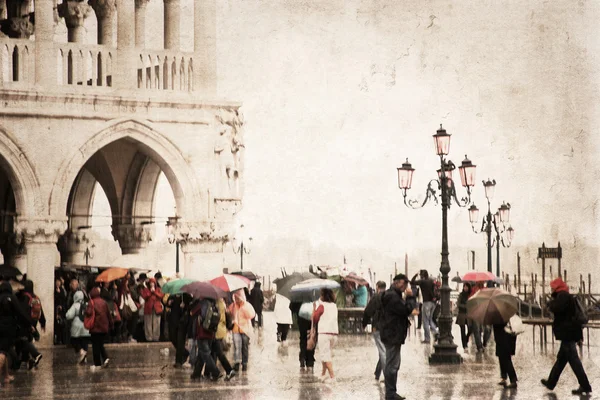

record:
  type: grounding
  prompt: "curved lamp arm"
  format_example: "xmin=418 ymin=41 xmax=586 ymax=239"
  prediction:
xmin=401 ymin=179 xmax=440 ymax=209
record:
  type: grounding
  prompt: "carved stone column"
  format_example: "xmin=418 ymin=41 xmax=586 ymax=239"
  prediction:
xmin=14 ymin=217 xmax=68 ymax=346
xmin=111 ymin=223 xmax=153 ymax=254
xmin=89 ymin=0 xmax=116 ymax=46
xmin=163 ymin=0 xmax=180 ymax=50
xmin=172 ymin=220 xmax=231 ymax=281
xmin=56 ymin=229 xmax=95 ymax=264
xmin=58 ymin=0 xmax=92 ymax=43
xmin=134 ymin=0 xmax=149 ymax=48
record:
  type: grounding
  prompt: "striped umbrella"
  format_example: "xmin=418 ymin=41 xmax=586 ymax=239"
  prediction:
xmin=209 ymin=274 xmax=250 ymax=292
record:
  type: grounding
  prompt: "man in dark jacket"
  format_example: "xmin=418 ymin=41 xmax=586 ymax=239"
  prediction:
xmin=541 ymin=278 xmax=592 ymax=395
xmin=362 ymin=280 xmax=387 ymax=381
xmin=249 ymin=282 xmax=264 ymax=328
xmin=0 ymin=282 xmax=33 ymax=371
xmin=411 ymin=270 xmax=438 ymax=343
xmin=380 ymin=274 xmax=416 ymax=400
xmin=17 ymin=280 xmax=44 ymax=370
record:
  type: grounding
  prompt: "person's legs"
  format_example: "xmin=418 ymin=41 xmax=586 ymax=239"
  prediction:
xmin=197 ymin=339 xmax=220 ymax=378
xmin=505 ymin=356 xmax=518 ymax=383
xmin=373 ymin=331 xmax=386 ymax=379
xmin=276 ymin=323 xmax=283 ymax=342
xmin=422 ymin=302 xmax=433 ymax=341
xmin=383 ymin=343 xmax=402 ymax=400
xmin=564 ymin=341 xmax=592 ymax=390
xmin=144 ymin=314 xmax=153 ymax=341
xmin=498 ymin=356 xmax=507 ymax=381
xmin=298 ymin=318 xmax=309 ymax=366
xmin=90 ymin=334 xmax=102 ymax=366
xmin=483 ymin=325 xmax=492 ymax=348
xmin=152 ymin=313 xmax=161 ymax=342
xmin=281 ymin=324 xmax=290 ymax=341
xmin=460 ymin=324 xmax=468 ymax=349
xmin=232 ymin=333 xmax=242 ymax=366
xmin=192 ymin=340 xmax=205 ymax=378
xmin=546 ymin=341 xmax=569 ymax=388
xmin=471 ymin=321 xmax=483 ymax=350
xmin=99 ymin=334 xmax=108 ymax=363
xmin=241 ymin=334 xmax=249 ymax=368
xmin=213 ymin=339 xmax=232 ymax=373
xmin=258 ymin=312 xmax=263 ymax=327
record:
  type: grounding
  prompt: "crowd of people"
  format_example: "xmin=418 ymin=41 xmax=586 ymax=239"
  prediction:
xmin=0 ymin=269 xmax=594 ymax=398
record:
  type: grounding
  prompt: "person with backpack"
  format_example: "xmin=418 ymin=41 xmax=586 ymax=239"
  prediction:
xmin=228 ymin=289 xmax=256 ymax=372
xmin=411 ymin=270 xmax=438 ymax=344
xmin=65 ymin=290 xmax=90 ymax=364
xmin=211 ymin=297 xmax=236 ymax=381
xmin=541 ymin=278 xmax=592 ymax=395
xmin=189 ymin=298 xmax=223 ymax=381
xmin=85 ymin=287 xmax=113 ymax=370
xmin=362 ymin=280 xmax=387 ymax=382
xmin=17 ymin=280 xmax=44 ymax=370
xmin=0 ymin=281 xmax=32 ymax=380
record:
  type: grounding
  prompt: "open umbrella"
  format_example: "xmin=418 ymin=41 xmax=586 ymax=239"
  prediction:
xmin=0 ymin=264 xmax=23 ymax=279
xmin=210 ymin=274 xmax=250 ymax=292
xmin=290 ymin=278 xmax=340 ymax=303
xmin=274 ymin=272 xmax=315 ymax=298
xmin=95 ymin=267 xmax=129 ymax=283
xmin=451 ymin=276 xmax=462 ymax=283
xmin=466 ymin=288 xmax=519 ymax=325
xmin=343 ymin=272 xmax=370 ymax=287
xmin=162 ymin=278 xmax=197 ymax=295
xmin=462 ymin=271 xmax=497 ymax=282
xmin=182 ymin=281 xmax=226 ymax=300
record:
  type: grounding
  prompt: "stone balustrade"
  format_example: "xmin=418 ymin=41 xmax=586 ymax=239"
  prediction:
xmin=0 ymin=38 xmax=196 ymax=93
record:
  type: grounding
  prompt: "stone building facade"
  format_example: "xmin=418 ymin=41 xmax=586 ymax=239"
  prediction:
xmin=0 ymin=0 xmax=243 ymax=343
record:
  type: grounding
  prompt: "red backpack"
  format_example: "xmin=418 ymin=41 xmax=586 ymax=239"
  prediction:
xmin=24 ymin=293 xmax=42 ymax=321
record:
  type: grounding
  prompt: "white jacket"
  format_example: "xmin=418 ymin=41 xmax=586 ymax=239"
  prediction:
xmin=316 ymin=301 xmax=338 ymax=334
xmin=274 ymin=294 xmax=293 ymax=324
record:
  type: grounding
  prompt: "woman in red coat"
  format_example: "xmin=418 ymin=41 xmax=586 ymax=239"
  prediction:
xmin=140 ymin=279 xmax=163 ymax=342
xmin=86 ymin=287 xmax=113 ymax=370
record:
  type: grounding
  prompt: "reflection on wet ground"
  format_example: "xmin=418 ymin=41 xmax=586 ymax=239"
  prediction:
xmin=1 ymin=312 xmax=598 ymax=399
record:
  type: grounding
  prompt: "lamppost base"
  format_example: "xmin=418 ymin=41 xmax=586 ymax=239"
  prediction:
xmin=428 ymin=343 xmax=463 ymax=365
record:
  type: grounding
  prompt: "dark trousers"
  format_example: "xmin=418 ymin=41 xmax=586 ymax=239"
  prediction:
xmin=298 ymin=317 xmax=315 ymax=367
xmin=193 ymin=339 xmax=219 ymax=378
xmin=417 ymin=303 xmax=422 ymax=328
xmin=90 ymin=333 xmax=108 ymax=367
xmin=546 ymin=340 xmax=591 ymax=390
xmin=383 ymin=343 xmax=402 ymax=400
xmin=171 ymin=325 xmax=189 ymax=365
xmin=459 ymin=323 xmax=472 ymax=348
xmin=17 ymin=338 xmax=40 ymax=362
xmin=71 ymin=337 xmax=89 ymax=353
xmin=121 ymin=314 xmax=138 ymax=342
xmin=277 ymin=323 xmax=290 ymax=341
xmin=483 ymin=325 xmax=492 ymax=347
xmin=212 ymin=339 xmax=233 ymax=374
xmin=252 ymin=312 xmax=263 ymax=327
xmin=498 ymin=354 xmax=517 ymax=383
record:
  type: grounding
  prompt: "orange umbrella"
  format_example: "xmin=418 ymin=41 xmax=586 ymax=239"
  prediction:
xmin=95 ymin=267 xmax=129 ymax=283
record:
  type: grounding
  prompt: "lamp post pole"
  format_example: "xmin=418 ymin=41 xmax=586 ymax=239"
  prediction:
xmin=486 ymin=201 xmax=493 ymax=273
xmin=397 ymin=124 xmax=477 ymax=364
xmin=233 ymin=225 xmax=251 ymax=271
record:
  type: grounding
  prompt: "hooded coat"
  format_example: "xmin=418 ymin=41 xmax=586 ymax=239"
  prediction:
xmin=0 ymin=281 xmax=32 ymax=345
xmin=65 ymin=291 xmax=90 ymax=338
xmin=547 ymin=278 xmax=582 ymax=342
xmin=249 ymin=282 xmax=264 ymax=313
xmin=228 ymin=289 xmax=256 ymax=337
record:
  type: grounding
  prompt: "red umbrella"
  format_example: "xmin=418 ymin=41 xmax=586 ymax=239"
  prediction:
xmin=209 ymin=274 xmax=250 ymax=292
xmin=95 ymin=267 xmax=129 ymax=283
xmin=462 ymin=271 xmax=497 ymax=282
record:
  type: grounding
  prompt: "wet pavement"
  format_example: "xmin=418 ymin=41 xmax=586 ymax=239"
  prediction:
xmin=1 ymin=312 xmax=599 ymax=400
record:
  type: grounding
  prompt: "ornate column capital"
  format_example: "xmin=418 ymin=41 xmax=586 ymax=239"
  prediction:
xmin=14 ymin=217 xmax=68 ymax=244
xmin=89 ymin=0 xmax=116 ymax=19
xmin=111 ymin=223 xmax=153 ymax=254
xmin=174 ymin=220 xmax=230 ymax=253
xmin=134 ymin=0 xmax=149 ymax=9
xmin=58 ymin=0 xmax=92 ymax=28
xmin=1 ymin=16 xmax=34 ymax=38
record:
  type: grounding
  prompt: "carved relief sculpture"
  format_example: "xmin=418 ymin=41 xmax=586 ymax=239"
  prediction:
xmin=214 ymin=109 xmax=245 ymax=199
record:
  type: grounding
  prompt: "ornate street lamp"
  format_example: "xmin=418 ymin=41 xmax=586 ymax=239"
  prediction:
xmin=469 ymin=190 xmax=515 ymax=277
xmin=232 ymin=224 xmax=252 ymax=271
xmin=166 ymin=215 xmax=181 ymax=275
xmin=397 ymin=124 xmax=476 ymax=364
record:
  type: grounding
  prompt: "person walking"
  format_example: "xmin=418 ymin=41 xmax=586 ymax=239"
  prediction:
xmin=249 ymin=282 xmax=264 ymax=328
xmin=190 ymin=298 xmax=223 ymax=381
xmin=380 ymin=274 xmax=416 ymax=400
xmin=228 ymin=289 xmax=256 ymax=371
xmin=140 ymin=278 xmax=163 ymax=342
xmin=455 ymin=282 xmax=472 ymax=352
xmin=85 ymin=287 xmax=113 ymax=370
xmin=312 ymin=288 xmax=338 ymax=383
xmin=290 ymin=301 xmax=315 ymax=372
xmin=17 ymin=280 xmax=45 ymax=370
xmin=274 ymin=294 xmax=293 ymax=347
xmin=213 ymin=297 xmax=236 ymax=380
xmin=65 ymin=290 xmax=91 ymax=364
xmin=362 ymin=280 xmax=387 ymax=382
xmin=411 ymin=270 xmax=438 ymax=344
xmin=54 ymin=278 xmax=67 ymax=345
xmin=469 ymin=282 xmax=485 ymax=353
xmin=541 ymin=278 xmax=592 ymax=395
xmin=493 ymin=321 xmax=518 ymax=389
xmin=0 ymin=281 xmax=32 ymax=379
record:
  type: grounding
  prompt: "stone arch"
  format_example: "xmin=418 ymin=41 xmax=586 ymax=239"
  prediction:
xmin=0 ymin=127 xmax=41 ymax=217
xmin=50 ymin=119 xmax=203 ymax=222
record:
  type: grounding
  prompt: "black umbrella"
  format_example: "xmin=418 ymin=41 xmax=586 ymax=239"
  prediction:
xmin=274 ymin=272 xmax=315 ymax=298
xmin=231 ymin=270 xmax=259 ymax=281
xmin=0 ymin=264 xmax=23 ymax=279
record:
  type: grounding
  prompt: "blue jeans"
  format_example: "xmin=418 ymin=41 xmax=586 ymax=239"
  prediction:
xmin=383 ymin=343 xmax=402 ymax=400
xmin=373 ymin=331 xmax=386 ymax=379
xmin=422 ymin=301 xmax=438 ymax=341
xmin=187 ymin=338 xmax=197 ymax=365
xmin=232 ymin=332 xmax=249 ymax=365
